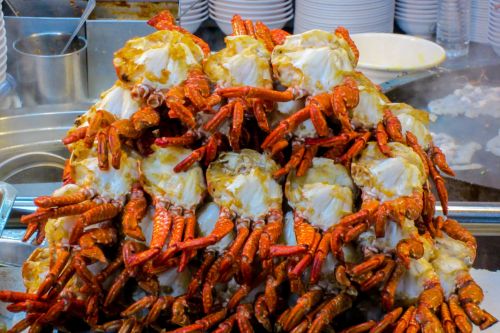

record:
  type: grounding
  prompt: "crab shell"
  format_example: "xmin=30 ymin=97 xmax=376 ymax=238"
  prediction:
xmin=71 ymin=143 xmax=140 ymax=201
xmin=22 ymin=248 xmax=52 ymax=294
xmin=387 ymin=103 xmax=432 ymax=150
xmin=350 ymin=73 xmax=389 ymax=130
xmin=431 ymin=234 xmax=475 ymax=298
xmin=206 ymin=149 xmax=282 ymax=220
xmin=113 ymin=30 xmax=205 ymax=90
xmin=285 ymin=158 xmax=355 ymax=232
xmin=204 ymin=35 xmax=273 ymax=88
xmin=271 ymin=29 xmax=357 ymax=96
xmin=351 ymin=142 xmax=426 ymax=202
xmin=72 ymin=81 xmax=141 ymax=133
xmin=140 ymin=145 xmax=206 ymax=209
xmin=44 ymin=184 xmax=82 ymax=247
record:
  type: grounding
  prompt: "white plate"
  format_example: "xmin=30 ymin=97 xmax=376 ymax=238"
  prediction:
xmin=396 ymin=17 xmax=436 ymax=35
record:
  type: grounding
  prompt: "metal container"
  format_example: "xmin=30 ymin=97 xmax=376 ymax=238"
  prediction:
xmin=0 ymin=183 xmax=16 ymax=237
xmin=13 ymin=32 xmax=88 ymax=104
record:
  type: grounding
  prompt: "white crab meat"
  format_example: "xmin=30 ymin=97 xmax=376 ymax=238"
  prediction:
xmin=396 ymin=257 xmax=438 ymax=305
xmin=93 ymin=82 xmax=140 ymax=120
xmin=282 ymin=211 xmax=296 ymax=246
xmin=141 ymin=146 xmax=206 ymax=209
xmin=352 ymin=142 xmax=426 ymax=201
xmin=207 ymin=149 xmax=282 ymax=220
xmin=431 ymin=254 xmax=469 ymax=298
xmin=350 ymin=74 xmax=388 ymax=130
xmin=73 ymin=81 xmax=141 ymax=131
xmin=285 ymin=158 xmax=354 ymax=231
xmin=197 ymin=202 xmax=235 ymax=253
xmin=71 ymin=144 xmax=140 ymax=201
xmin=43 ymin=184 xmax=82 ymax=246
xmin=387 ymin=103 xmax=432 ymax=149
xmin=271 ymin=99 xmax=318 ymax=139
xmin=113 ymin=30 xmax=204 ymax=90
xmin=271 ymin=30 xmax=357 ymax=96
xmin=22 ymin=248 xmax=51 ymax=294
xmin=204 ymin=35 xmax=272 ymax=88
xmin=431 ymin=234 xmax=475 ymax=297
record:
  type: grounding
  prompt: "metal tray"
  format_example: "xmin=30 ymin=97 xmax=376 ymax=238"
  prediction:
xmin=384 ymin=64 xmax=500 ymax=192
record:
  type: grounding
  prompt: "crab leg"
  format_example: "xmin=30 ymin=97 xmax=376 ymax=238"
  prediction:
xmin=427 ymin=153 xmax=449 ymax=215
xmin=187 ymin=251 xmax=216 ymax=298
xmin=231 ymin=14 xmax=248 ymax=35
xmin=259 ymin=209 xmax=284 ymax=260
xmin=121 ymin=183 xmax=147 ymax=241
xmin=126 ymin=203 xmax=172 ymax=267
xmin=262 ymin=107 xmax=310 ymax=149
xmin=217 ymin=86 xmax=294 ymax=102
xmin=375 ymin=122 xmax=391 ymax=156
xmin=308 ymin=293 xmax=353 ymax=333
xmin=370 ymin=307 xmax=403 ymax=333
xmin=219 ymin=218 xmax=250 ymax=273
xmin=229 ymin=100 xmax=245 ymax=151
xmin=155 ymin=131 xmax=197 ymax=147
xmin=430 ymin=144 xmax=455 ymax=176
xmin=179 ymin=209 xmax=197 ymax=272
xmin=240 ymin=218 xmax=265 ymax=282
xmin=69 ymin=202 xmax=121 ymax=245
xmin=177 ymin=207 xmax=234 ymax=252
xmin=79 ymin=227 xmax=118 ymax=263
xmin=36 ymin=248 xmax=71 ymax=296
xmin=34 ymin=189 xmax=93 ymax=208
xmin=255 ymin=21 xmax=275 ymax=51
xmin=273 ymin=144 xmax=306 ymax=179
xmin=295 ymin=145 xmax=317 ymax=177
xmin=280 ymin=289 xmax=323 ymax=332
xmin=63 ymin=126 xmax=88 ymax=145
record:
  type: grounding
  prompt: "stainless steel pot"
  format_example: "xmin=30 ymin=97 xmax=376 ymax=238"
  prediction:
xmin=13 ymin=32 xmax=88 ymax=104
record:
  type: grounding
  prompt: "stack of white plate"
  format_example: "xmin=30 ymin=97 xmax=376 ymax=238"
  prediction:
xmin=395 ymin=0 xmax=438 ymax=37
xmin=489 ymin=0 xmax=500 ymax=55
xmin=0 ymin=0 xmax=7 ymax=84
xmin=179 ymin=0 xmax=209 ymax=33
xmin=295 ymin=0 xmax=395 ymax=34
xmin=471 ymin=0 xmax=489 ymax=43
xmin=209 ymin=0 xmax=293 ymax=35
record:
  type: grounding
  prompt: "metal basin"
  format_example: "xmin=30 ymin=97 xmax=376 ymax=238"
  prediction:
xmin=0 ymin=237 xmax=37 ymax=267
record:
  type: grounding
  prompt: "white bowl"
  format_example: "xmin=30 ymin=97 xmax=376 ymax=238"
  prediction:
xmin=212 ymin=0 xmax=288 ymax=5
xmin=182 ymin=11 xmax=208 ymax=21
xmin=180 ymin=17 xmax=207 ymax=33
xmin=181 ymin=4 xmax=207 ymax=12
xmin=213 ymin=15 xmax=292 ymax=35
xmin=396 ymin=18 xmax=437 ymax=36
xmin=209 ymin=3 xmax=292 ymax=16
xmin=209 ymin=7 xmax=293 ymax=21
xmin=395 ymin=12 xmax=437 ymax=21
xmin=210 ymin=1 xmax=291 ymax=11
xmin=352 ymin=33 xmax=445 ymax=83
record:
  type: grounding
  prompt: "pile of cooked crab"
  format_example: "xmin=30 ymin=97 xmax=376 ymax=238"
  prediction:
xmin=0 ymin=10 xmax=497 ymax=333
